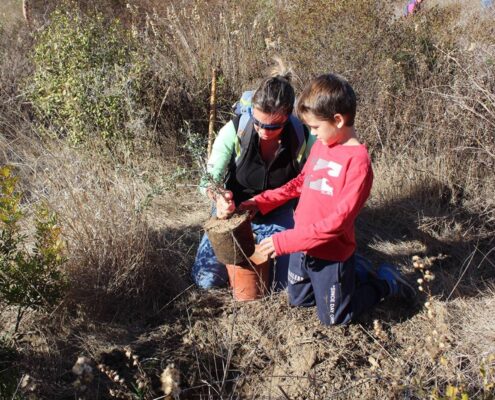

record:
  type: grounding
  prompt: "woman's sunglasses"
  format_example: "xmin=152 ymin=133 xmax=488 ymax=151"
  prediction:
xmin=249 ymin=108 xmax=288 ymax=131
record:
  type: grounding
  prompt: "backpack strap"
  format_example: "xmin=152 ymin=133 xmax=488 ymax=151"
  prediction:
xmin=232 ymin=112 xmax=254 ymax=166
xmin=289 ymin=115 xmax=309 ymax=165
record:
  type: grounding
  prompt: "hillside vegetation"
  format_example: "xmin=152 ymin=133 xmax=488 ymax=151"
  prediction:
xmin=0 ymin=0 xmax=494 ymax=399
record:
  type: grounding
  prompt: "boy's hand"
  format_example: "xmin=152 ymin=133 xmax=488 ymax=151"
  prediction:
xmin=215 ymin=190 xmax=235 ymax=219
xmin=259 ymin=236 xmax=277 ymax=259
xmin=239 ymin=198 xmax=259 ymax=220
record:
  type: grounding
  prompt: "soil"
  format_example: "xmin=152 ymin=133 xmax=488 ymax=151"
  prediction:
xmin=203 ymin=211 xmax=250 ymax=234
xmin=204 ymin=211 xmax=255 ymax=265
xmin=3 ymin=191 xmax=495 ymax=400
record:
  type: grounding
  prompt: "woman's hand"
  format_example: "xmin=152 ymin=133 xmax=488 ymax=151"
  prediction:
xmin=206 ymin=187 xmax=216 ymax=201
xmin=215 ymin=190 xmax=235 ymax=219
xmin=239 ymin=198 xmax=259 ymax=220
xmin=259 ymin=236 xmax=277 ymax=259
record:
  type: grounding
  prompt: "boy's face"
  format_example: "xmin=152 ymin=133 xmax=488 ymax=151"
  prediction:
xmin=303 ymin=112 xmax=343 ymax=146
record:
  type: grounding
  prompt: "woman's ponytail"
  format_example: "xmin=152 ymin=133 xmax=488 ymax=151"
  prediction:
xmin=252 ymin=57 xmax=295 ymax=116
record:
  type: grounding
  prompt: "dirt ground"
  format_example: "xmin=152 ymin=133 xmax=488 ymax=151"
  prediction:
xmin=2 ymin=185 xmax=494 ymax=400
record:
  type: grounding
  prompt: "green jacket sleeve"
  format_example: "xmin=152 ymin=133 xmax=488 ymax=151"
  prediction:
xmin=199 ymin=120 xmax=237 ymax=195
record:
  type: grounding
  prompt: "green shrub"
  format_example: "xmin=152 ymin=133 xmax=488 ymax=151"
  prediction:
xmin=28 ymin=3 xmax=148 ymax=146
xmin=0 ymin=166 xmax=67 ymax=331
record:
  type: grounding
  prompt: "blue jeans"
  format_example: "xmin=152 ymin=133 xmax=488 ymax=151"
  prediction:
xmin=191 ymin=203 xmax=295 ymax=290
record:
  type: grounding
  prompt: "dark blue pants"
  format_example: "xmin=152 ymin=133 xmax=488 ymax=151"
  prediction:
xmin=288 ymin=253 xmax=388 ymax=326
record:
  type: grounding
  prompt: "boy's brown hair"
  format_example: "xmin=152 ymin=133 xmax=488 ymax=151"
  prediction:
xmin=296 ymin=73 xmax=356 ymax=126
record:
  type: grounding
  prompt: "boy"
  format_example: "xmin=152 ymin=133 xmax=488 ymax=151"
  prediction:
xmin=240 ymin=74 xmax=415 ymax=325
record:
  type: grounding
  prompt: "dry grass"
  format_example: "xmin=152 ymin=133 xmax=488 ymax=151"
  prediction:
xmin=169 ymin=286 xmax=495 ymax=399
xmin=0 ymin=132 xmax=198 ymax=320
xmin=0 ymin=0 xmax=24 ymax=28
xmin=454 ymin=291 xmax=495 ymax=365
xmin=0 ymin=0 xmax=494 ymax=399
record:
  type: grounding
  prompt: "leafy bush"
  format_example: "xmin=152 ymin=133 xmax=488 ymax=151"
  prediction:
xmin=0 ymin=166 xmax=67 ymax=331
xmin=28 ymin=3 xmax=148 ymax=145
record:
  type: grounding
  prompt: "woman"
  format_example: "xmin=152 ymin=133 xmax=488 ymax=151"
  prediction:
xmin=192 ymin=60 xmax=313 ymax=290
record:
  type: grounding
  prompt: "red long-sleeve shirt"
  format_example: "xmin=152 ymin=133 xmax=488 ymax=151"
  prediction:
xmin=254 ymin=140 xmax=373 ymax=261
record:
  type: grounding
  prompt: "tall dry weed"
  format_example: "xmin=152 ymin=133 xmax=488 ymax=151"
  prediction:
xmin=122 ymin=0 xmax=284 ymax=141
xmin=0 ymin=131 xmax=191 ymax=320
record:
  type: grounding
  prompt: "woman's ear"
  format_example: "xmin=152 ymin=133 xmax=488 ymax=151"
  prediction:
xmin=334 ymin=113 xmax=345 ymax=128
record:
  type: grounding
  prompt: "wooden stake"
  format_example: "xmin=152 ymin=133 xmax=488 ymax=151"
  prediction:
xmin=22 ymin=0 xmax=33 ymax=29
xmin=207 ymin=66 xmax=218 ymax=159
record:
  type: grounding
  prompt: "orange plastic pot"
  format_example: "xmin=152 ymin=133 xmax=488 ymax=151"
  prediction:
xmin=226 ymin=247 xmax=270 ymax=301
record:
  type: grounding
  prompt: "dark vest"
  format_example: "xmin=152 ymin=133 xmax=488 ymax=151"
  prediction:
xmin=225 ymin=121 xmax=300 ymax=205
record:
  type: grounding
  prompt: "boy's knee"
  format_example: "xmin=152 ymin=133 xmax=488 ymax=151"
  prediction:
xmin=288 ymin=286 xmax=315 ymax=307
xmin=289 ymin=296 xmax=316 ymax=308
xmin=317 ymin=311 xmax=352 ymax=326
xmin=315 ymin=293 xmax=353 ymax=326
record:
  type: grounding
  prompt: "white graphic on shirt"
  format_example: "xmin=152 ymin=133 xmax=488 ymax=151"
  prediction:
xmin=308 ymin=158 xmax=343 ymax=196
xmin=309 ymin=178 xmax=334 ymax=196
xmin=314 ymin=159 xmax=343 ymax=177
